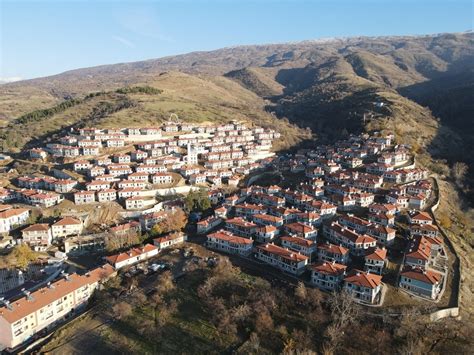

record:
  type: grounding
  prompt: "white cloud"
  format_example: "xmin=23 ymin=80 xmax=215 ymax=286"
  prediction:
xmin=0 ymin=77 xmax=22 ymax=84
xmin=112 ymin=35 xmax=135 ymax=48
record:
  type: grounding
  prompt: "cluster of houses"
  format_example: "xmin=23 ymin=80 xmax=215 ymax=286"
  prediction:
xmin=198 ymin=132 xmax=447 ymax=305
xmin=3 ymin=121 xmax=278 ymax=212
xmin=0 ymin=125 xmax=451 ymax=350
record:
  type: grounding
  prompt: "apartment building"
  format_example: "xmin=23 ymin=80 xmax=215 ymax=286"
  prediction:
xmin=343 ymin=270 xmax=383 ymax=304
xmin=21 ymin=224 xmax=52 ymax=251
xmin=51 ymin=217 xmax=83 ymax=239
xmin=0 ymin=265 xmax=115 ymax=350
xmin=105 ymin=244 xmax=159 ymax=269
xmin=0 ymin=208 xmax=30 ymax=234
xmin=254 ymin=243 xmax=308 ymax=275
xmin=310 ymin=261 xmax=347 ymax=291
xmin=206 ymin=230 xmax=253 ymax=256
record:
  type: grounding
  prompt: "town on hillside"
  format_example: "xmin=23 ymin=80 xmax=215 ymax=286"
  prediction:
xmin=0 ymin=121 xmax=449 ymax=351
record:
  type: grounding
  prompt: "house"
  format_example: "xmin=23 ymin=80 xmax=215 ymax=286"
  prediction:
xmin=280 ymin=236 xmax=317 ymax=260
xmin=125 ymin=196 xmax=149 ymax=210
xmin=154 ymin=233 xmax=187 ymax=250
xmin=252 ymin=213 xmax=284 ymax=228
xmin=386 ymin=194 xmax=409 ymax=209
xmin=408 ymin=194 xmax=427 ymax=210
xmin=128 ymin=172 xmax=149 ymax=182
xmin=151 ymin=173 xmax=173 ymax=185
xmin=317 ymin=242 xmax=350 ymax=265
xmin=366 ymin=224 xmax=396 ymax=245
xmin=117 ymin=188 xmax=142 ymax=199
xmin=304 ymin=200 xmax=337 ymax=217
xmin=0 ymin=265 xmax=115 ymax=350
xmin=86 ymin=181 xmax=110 ymax=191
xmin=30 ymin=193 xmax=62 ymax=208
xmin=310 ymin=261 xmax=347 ymax=291
xmin=196 ymin=216 xmax=222 ymax=234
xmin=325 ymin=222 xmax=377 ymax=256
xmin=73 ymin=160 xmax=92 ymax=171
xmin=368 ymin=212 xmax=395 ymax=227
xmin=369 ymin=203 xmax=397 ymax=216
xmin=338 ymin=214 xmax=371 ymax=233
xmin=96 ymin=189 xmax=117 ymax=203
xmin=117 ymin=180 xmax=147 ymax=190
xmin=110 ymin=221 xmax=141 ymax=236
xmin=364 ymin=247 xmax=387 ymax=275
xmin=29 ymin=148 xmax=48 ymax=160
xmin=235 ymin=203 xmax=267 ymax=218
xmin=21 ymin=224 xmax=52 ymax=251
xmin=74 ymin=191 xmax=96 ymax=205
xmin=343 ymin=270 xmax=383 ymax=304
xmin=51 ymin=217 xmax=83 ymax=238
xmin=254 ymin=225 xmax=278 ymax=243
xmin=404 ymin=235 xmax=443 ymax=269
xmin=0 ymin=208 xmax=30 ymax=234
xmin=189 ymin=174 xmax=207 ymax=185
xmin=113 ymin=154 xmax=131 ymax=164
xmin=206 ymin=230 xmax=253 ymax=256
xmin=409 ymin=224 xmax=439 ymax=238
xmin=225 ymin=217 xmax=257 ymax=238
xmin=408 ymin=211 xmax=433 ymax=225
xmin=399 ymin=267 xmax=443 ymax=300
xmin=105 ymin=244 xmax=158 ymax=269
xmin=81 ymin=147 xmax=100 ymax=156
xmin=140 ymin=211 xmax=168 ymax=231
xmin=254 ymin=243 xmax=309 ymax=275
xmin=296 ymin=212 xmax=322 ymax=226
xmin=284 ymin=222 xmax=318 ymax=240
xmin=52 ymin=180 xmax=77 ymax=193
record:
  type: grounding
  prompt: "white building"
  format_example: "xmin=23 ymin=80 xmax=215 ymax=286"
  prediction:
xmin=310 ymin=261 xmax=347 ymax=291
xmin=105 ymin=244 xmax=159 ymax=269
xmin=254 ymin=243 xmax=308 ymax=275
xmin=0 ymin=265 xmax=115 ymax=350
xmin=343 ymin=270 xmax=383 ymax=304
xmin=206 ymin=230 xmax=253 ymax=256
xmin=51 ymin=217 xmax=83 ymax=239
xmin=0 ymin=208 xmax=30 ymax=234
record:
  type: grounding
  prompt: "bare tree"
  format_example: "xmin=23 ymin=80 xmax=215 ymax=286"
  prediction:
xmin=295 ymin=282 xmax=308 ymax=304
xmin=452 ymin=162 xmax=468 ymax=188
xmin=322 ymin=290 xmax=359 ymax=353
xmin=112 ymin=301 xmax=132 ymax=320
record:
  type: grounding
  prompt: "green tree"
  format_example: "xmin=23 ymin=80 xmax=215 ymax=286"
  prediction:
xmin=184 ymin=189 xmax=211 ymax=213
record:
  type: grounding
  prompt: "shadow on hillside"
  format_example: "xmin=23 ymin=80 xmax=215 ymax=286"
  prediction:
xmin=265 ymin=86 xmax=383 ymax=144
xmin=398 ymin=63 xmax=474 ymax=206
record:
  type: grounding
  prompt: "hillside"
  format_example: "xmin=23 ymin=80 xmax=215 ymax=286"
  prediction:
xmin=1 ymin=32 xmax=473 ymax=316
xmin=0 ymin=72 xmax=308 ymax=152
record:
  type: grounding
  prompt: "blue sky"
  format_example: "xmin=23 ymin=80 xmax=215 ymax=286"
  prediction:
xmin=1 ymin=0 xmax=472 ymax=81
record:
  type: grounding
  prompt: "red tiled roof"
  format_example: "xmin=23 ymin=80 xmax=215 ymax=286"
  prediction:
xmin=0 ymin=265 xmax=115 ymax=323
xmin=365 ymin=247 xmax=387 ymax=261
xmin=401 ymin=267 xmax=442 ymax=285
xmin=310 ymin=261 xmax=347 ymax=275
xmin=207 ymin=230 xmax=253 ymax=245
xmin=344 ymin=269 xmax=382 ymax=288
xmin=256 ymin=243 xmax=308 ymax=262
xmin=53 ymin=217 xmax=81 ymax=226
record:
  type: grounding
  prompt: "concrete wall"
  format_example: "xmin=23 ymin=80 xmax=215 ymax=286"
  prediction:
xmin=429 ymin=307 xmax=459 ymax=322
